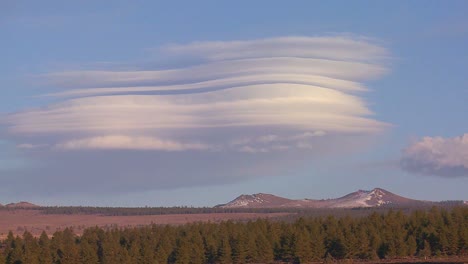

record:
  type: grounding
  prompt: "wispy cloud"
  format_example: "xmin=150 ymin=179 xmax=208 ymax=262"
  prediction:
xmin=230 ymin=131 xmax=327 ymax=153
xmin=162 ymin=36 xmax=389 ymax=62
xmin=8 ymin=84 xmax=385 ymax=135
xmin=5 ymin=36 xmax=389 ymax=152
xmin=45 ymin=73 xmax=368 ymax=98
xmin=401 ymin=134 xmax=468 ymax=178
xmin=55 ymin=135 xmax=211 ymax=151
xmin=43 ymin=36 xmax=387 ymax=96
xmin=16 ymin=143 xmax=47 ymax=150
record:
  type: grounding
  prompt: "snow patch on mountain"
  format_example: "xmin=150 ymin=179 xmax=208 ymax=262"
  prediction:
xmin=221 ymin=194 xmax=267 ymax=208
xmin=331 ymin=189 xmax=392 ymax=208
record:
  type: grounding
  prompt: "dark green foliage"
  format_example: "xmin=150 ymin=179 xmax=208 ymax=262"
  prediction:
xmin=31 ymin=203 xmax=462 ymax=216
xmin=38 ymin=231 xmax=53 ymax=264
xmin=0 ymin=206 xmax=466 ymax=263
xmin=21 ymin=231 xmax=39 ymax=264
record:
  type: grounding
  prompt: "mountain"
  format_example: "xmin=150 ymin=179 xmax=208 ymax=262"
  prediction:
xmin=322 ymin=188 xmax=429 ymax=208
xmin=218 ymin=193 xmax=295 ymax=208
xmin=217 ymin=188 xmax=435 ymax=208
xmin=5 ymin=201 xmax=40 ymax=208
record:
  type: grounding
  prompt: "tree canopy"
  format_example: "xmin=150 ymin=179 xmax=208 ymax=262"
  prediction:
xmin=0 ymin=206 xmax=466 ymax=263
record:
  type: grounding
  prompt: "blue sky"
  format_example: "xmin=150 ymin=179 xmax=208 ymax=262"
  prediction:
xmin=1 ymin=1 xmax=467 ymax=206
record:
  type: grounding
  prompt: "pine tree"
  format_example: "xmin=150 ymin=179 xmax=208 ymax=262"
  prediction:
xmin=310 ymin=221 xmax=326 ymax=260
xmin=38 ymin=231 xmax=52 ymax=264
xmin=327 ymin=237 xmax=346 ymax=260
xmin=8 ymin=236 xmax=24 ymax=264
xmin=244 ymin=230 xmax=259 ymax=263
xmin=127 ymin=239 xmax=141 ymax=263
xmin=294 ymin=229 xmax=313 ymax=263
xmin=231 ymin=230 xmax=248 ymax=264
xmin=117 ymin=246 xmax=132 ymax=264
xmin=174 ymin=232 xmax=191 ymax=264
xmin=63 ymin=228 xmax=80 ymax=264
xmin=448 ymin=224 xmax=461 ymax=255
xmin=341 ymin=217 xmax=359 ymax=259
xmin=368 ymin=226 xmax=382 ymax=260
xmin=3 ymin=231 xmax=15 ymax=264
xmin=266 ymin=221 xmax=282 ymax=260
xmin=394 ymin=227 xmax=408 ymax=257
xmin=100 ymin=232 xmax=121 ymax=264
xmin=139 ymin=237 xmax=156 ymax=264
xmin=279 ymin=224 xmax=295 ymax=262
xmin=216 ymin=235 xmax=232 ymax=264
xmin=406 ymin=234 xmax=417 ymax=257
xmin=22 ymin=231 xmax=39 ymax=264
xmin=255 ymin=233 xmax=274 ymax=263
xmin=418 ymin=240 xmax=432 ymax=258
xmin=187 ymin=228 xmax=205 ymax=264
xmin=201 ymin=230 xmax=218 ymax=263
xmin=354 ymin=226 xmax=371 ymax=259
xmin=78 ymin=229 xmax=99 ymax=264
xmin=79 ymin=240 xmax=99 ymax=264
xmin=51 ymin=230 xmax=63 ymax=263
xmin=0 ymin=251 xmax=6 ymax=264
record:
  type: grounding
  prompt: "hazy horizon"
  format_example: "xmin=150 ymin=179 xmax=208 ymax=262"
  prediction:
xmin=1 ymin=1 xmax=467 ymax=207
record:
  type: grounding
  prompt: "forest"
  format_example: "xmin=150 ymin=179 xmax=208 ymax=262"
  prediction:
xmin=0 ymin=206 xmax=466 ymax=264
xmin=11 ymin=203 xmax=462 ymax=216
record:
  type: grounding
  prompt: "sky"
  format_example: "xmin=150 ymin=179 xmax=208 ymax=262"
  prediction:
xmin=0 ymin=1 xmax=467 ymax=206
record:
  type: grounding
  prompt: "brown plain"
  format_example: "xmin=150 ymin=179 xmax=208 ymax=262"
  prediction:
xmin=0 ymin=209 xmax=289 ymax=239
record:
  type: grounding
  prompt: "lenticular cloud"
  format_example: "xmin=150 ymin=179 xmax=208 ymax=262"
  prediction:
xmin=5 ymin=36 xmax=389 ymax=152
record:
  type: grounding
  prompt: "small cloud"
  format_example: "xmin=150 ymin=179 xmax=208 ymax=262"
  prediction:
xmin=238 ymin=146 xmax=268 ymax=153
xmin=401 ymin=134 xmax=468 ymax=178
xmin=55 ymin=135 xmax=211 ymax=151
xmin=17 ymin=143 xmax=48 ymax=149
xmin=257 ymin=135 xmax=279 ymax=143
xmin=230 ymin=131 xmax=327 ymax=153
xmin=290 ymin=130 xmax=326 ymax=139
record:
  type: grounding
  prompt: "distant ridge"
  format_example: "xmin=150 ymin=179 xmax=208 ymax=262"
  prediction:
xmin=216 ymin=188 xmax=456 ymax=208
xmin=5 ymin=201 xmax=40 ymax=208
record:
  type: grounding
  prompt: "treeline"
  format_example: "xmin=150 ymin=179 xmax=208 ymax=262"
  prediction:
xmin=38 ymin=206 xmax=370 ymax=217
xmin=38 ymin=206 xmax=288 ymax=216
xmin=0 ymin=207 xmax=467 ymax=264
xmin=32 ymin=204 xmax=455 ymax=217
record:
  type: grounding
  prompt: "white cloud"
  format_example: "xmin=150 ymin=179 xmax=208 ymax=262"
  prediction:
xmin=6 ymin=84 xmax=386 ymax=135
xmin=290 ymin=131 xmax=326 ymax=139
xmin=16 ymin=143 xmax=48 ymax=149
xmin=229 ymin=131 xmax=328 ymax=153
xmin=55 ymin=135 xmax=211 ymax=151
xmin=45 ymin=73 xmax=367 ymax=98
xmin=401 ymin=134 xmax=468 ymax=177
xmin=4 ymin=36 xmax=389 ymax=153
xmin=45 ymin=57 xmax=385 ymax=93
xmin=0 ymin=35 xmax=400 ymax=198
xmin=43 ymin=36 xmax=387 ymax=98
xmin=163 ymin=36 xmax=388 ymax=62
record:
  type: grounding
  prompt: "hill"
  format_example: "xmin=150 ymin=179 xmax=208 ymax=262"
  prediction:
xmin=217 ymin=188 xmax=439 ymax=208
xmin=5 ymin=201 xmax=40 ymax=208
